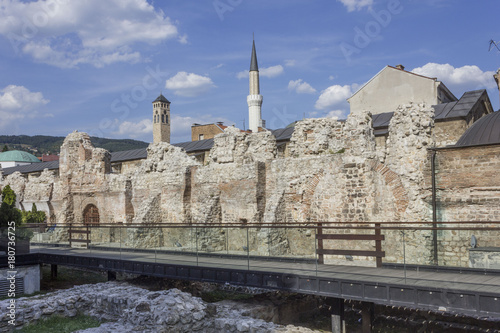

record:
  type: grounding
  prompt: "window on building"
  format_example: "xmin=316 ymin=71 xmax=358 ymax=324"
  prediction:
xmin=162 ymin=114 xmax=165 ymax=123
xmin=199 ymin=134 xmax=204 ymax=140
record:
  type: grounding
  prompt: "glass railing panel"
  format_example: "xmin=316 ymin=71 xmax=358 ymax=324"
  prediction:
xmin=152 ymin=225 xmax=198 ymax=266
xmin=191 ymin=225 xmax=248 ymax=269
xmin=247 ymin=225 xmax=317 ymax=275
xmin=118 ymin=225 xmax=159 ymax=262
xmin=30 ymin=224 xmax=69 ymax=252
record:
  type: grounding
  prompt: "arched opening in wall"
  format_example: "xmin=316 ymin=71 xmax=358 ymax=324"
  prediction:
xmin=83 ymin=204 xmax=100 ymax=225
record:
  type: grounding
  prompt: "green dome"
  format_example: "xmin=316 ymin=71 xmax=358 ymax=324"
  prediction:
xmin=0 ymin=150 xmax=41 ymax=163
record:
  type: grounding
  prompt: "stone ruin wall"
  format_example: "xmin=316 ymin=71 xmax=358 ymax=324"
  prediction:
xmin=428 ymin=145 xmax=500 ymax=266
xmin=2 ymin=104 xmax=498 ymax=266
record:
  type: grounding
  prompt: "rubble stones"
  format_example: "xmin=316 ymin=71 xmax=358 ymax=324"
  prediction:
xmin=0 ymin=282 xmax=321 ymax=333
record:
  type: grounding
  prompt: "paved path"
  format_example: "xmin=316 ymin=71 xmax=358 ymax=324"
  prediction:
xmin=32 ymin=244 xmax=500 ymax=296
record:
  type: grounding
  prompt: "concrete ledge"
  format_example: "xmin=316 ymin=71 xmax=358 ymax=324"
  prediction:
xmin=469 ymin=247 xmax=500 ymax=269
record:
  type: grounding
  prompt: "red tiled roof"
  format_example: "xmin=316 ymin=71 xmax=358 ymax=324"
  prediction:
xmin=41 ymin=155 xmax=59 ymax=162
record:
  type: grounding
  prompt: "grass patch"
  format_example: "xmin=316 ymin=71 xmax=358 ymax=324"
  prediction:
xmin=18 ymin=314 xmax=101 ymax=333
xmin=201 ymin=290 xmax=255 ymax=303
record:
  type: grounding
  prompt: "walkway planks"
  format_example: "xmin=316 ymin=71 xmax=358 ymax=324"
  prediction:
xmin=30 ymin=244 xmax=500 ymax=318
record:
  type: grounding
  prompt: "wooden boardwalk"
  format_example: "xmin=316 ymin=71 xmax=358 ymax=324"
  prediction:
xmin=30 ymin=244 xmax=500 ymax=318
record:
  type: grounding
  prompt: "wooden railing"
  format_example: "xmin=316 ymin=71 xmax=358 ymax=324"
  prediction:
xmin=316 ymin=223 xmax=384 ymax=267
xmin=68 ymin=224 xmax=91 ymax=247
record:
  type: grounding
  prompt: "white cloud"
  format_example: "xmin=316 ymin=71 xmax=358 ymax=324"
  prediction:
xmin=236 ymin=65 xmax=285 ymax=79
xmin=325 ymin=110 xmax=347 ymax=119
xmin=284 ymin=59 xmax=296 ymax=67
xmin=329 ymin=75 xmax=335 ymax=80
xmin=0 ymin=85 xmax=50 ymax=129
xmin=0 ymin=0 xmax=180 ymax=68
xmin=288 ymin=79 xmax=316 ymax=94
xmin=337 ymin=0 xmax=373 ymax=12
xmin=411 ymin=63 xmax=497 ymax=89
xmin=165 ymin=72 xmax=215 ymax=97
xmin=178 ymin=34 xmax=188 ymax=44
xmin=0 ymin=85 xmax=49 ymax=111
xmin=236 ymin=70 xmax=248 ymax=79
xmin=315 ymin=84 xmax=353 ymax=110
xmin=113 ymin=119 xmax=152 ymax=139
xmin=261 ymin=65 xmax=284 ymax=78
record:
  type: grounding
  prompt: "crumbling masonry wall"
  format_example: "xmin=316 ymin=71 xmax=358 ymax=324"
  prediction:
xmin=3 ymin=103 xmax=498 ymax=266
xmin=428 ymin=145 xmax=500 ymax=266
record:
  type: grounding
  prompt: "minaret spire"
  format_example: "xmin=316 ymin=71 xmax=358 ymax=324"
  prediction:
xmin=247 ymin=36 xmax=264 ymax=132
xmin=250 ymin=35 xmax=258 ymax=72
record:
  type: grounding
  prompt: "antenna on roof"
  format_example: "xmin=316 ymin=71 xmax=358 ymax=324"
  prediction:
xmin=488 ymin=40 xmax=500 ymax=52
xmin=242 ymin=119 xmax=246 ymax=130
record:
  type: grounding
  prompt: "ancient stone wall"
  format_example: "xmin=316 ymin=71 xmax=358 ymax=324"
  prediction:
xmin=3 ymin=102 xmax=499 ymax=267
xmin=287 ymin=118 xmax=344 ymax=157
xmin=431 ymin=145 xmax=500 ymax=266
xmin=0 ymin=282 xmax=319 ymax=332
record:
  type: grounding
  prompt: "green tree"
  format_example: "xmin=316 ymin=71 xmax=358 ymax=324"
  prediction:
xmin=0 ymin=185 xmax=22 ymax=227
xmin=1 ymin=144 xmax=8 ymax=152
xmin=22 ymin=203 xmax=47 ymax=224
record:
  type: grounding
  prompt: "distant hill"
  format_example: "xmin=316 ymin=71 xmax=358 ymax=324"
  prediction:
xmin=0 ymin=135 xmax=149 ymax=157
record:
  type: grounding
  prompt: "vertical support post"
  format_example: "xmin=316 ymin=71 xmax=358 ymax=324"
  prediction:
xmin=267 ymin=226 xmax=271 ymax=257
xmin=107 ymin=271 xmax=117 ymax=281
xmin=50 ymin=264 xmax=57 ymax=280
xmin=68 ymin=223 xmax=72 ymax=247
xmin=195 ymin=226 xmax=199 ymax=266
xmin=87 ymin=224 xmax=90 ymax=251
xmin=246 ymin=227 xmax=250 ymax=270
xmin=402 ymin=230 xmax=407 ymax=284
xmin=317 ymin=223 xmax=324 ymax=265
xmin=431 ymin=149 xmax=438 ymax=265
xmin=327 ymin=297 xmax=345 ymax=333
xmin=119 ymin=224 xmax=122 ymax=260
xmin=375 ymin=223 xmax=382 ymax=268
xmin=361 ymin=302 xmax=374 ymax=333
xmin=314 ymin=227 xmax=318 ymax=275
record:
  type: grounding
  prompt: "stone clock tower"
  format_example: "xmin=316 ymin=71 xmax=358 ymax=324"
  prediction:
xmin=153 ymin=94 xmax=171 ymax=143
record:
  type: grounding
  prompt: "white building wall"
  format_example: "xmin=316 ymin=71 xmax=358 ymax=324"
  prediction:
xmin=0 ymin=161 xmax=31 ymax=169
xmin=348 ymin=67 xmax=442 ymax=115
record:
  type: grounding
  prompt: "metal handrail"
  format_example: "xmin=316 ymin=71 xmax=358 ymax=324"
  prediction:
xmin=20 ymin=221 xmax=500 ymax=231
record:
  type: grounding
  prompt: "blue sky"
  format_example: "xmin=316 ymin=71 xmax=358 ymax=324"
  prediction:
xmin=0 ymin=0 xmax=499 ymax=143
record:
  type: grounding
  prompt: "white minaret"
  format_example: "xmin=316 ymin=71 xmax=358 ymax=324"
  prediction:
xmin=247 ymin=38 xmax=264 ymax=133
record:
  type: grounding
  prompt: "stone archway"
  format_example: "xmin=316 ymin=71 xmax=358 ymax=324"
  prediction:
xmin=83 ymin=204 xmax=99 ymax=225
xmin=370 ymin=160 xmax=409 ymax=219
